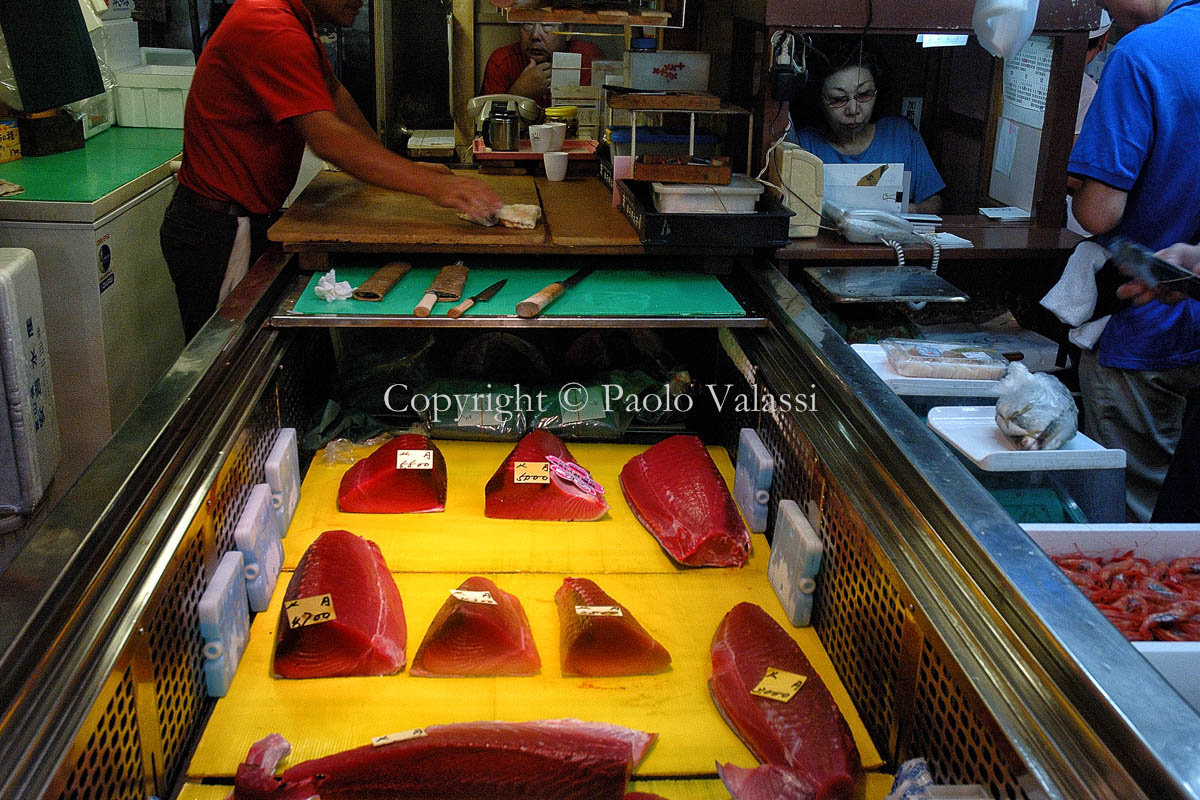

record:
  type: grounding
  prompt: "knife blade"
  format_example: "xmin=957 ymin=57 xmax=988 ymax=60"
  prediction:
xmin=448 ymin=278 xmax=507 ymax=318
xmin=516 ymin=267 xmax=595 ymax=319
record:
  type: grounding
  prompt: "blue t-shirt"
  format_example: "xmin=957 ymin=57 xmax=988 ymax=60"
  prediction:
xmin=1069 ymin=0 xmax=1200 ymax=370
xmin=786 ymin=116 xmax=946 ymax=204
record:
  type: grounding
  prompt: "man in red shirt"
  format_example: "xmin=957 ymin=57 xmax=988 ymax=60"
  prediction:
xmin=480 ymin=22 xmax=604 ymax=108
xmin=161 ymin=0 xmax=501 ymax=339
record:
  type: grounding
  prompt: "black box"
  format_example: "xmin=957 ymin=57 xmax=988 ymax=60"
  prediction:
xmin=616 ymin=179 xmax=792 ymax=248
xmin=18 ymin=112 xmax=84 ymax=157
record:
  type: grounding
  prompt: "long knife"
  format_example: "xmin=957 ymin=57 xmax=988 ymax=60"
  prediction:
xmin=516 ymin=267 xmax=595 ymax=319
xmin=447 ymin=278 xmax=507 ymax=318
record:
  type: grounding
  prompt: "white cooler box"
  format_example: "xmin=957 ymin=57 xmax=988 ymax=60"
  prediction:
xmin=114 ymin=64 xmax=194 ymax=128
xmin=652 ymin=175 xmax=764 ymax=214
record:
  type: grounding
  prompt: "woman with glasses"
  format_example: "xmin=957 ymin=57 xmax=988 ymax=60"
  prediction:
xmin=480 ymin=21 xmax=605 ymax=108
xmin=787 ymin=42 xmax=945 ymax=213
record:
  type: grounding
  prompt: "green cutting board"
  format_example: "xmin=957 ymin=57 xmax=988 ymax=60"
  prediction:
xmin=291 ymin=266 xmax=746 ymax=317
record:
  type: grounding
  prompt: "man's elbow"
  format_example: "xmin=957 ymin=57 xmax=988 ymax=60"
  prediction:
xmin=1071 ymin=178 xmax=1126 ymax=235
xmin=1072 ymin=202 xmax=1120 ymax=235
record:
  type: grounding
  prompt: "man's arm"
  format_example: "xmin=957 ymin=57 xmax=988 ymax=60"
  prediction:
xmin=1071 ymin=177 xmax=1128 ymax=235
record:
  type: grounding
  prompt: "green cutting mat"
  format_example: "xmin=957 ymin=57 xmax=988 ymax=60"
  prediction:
xmin=0 ymin=127 xmax=182 ymax=202
xmin=291 ymin=266 xmax=746 ymax=318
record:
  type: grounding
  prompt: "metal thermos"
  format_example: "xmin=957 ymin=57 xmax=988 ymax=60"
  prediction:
xmin=487 ymin=107 xmax=519 ymax=152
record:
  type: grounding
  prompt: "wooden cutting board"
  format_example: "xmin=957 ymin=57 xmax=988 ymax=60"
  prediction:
xmin=536 ymin=176 xmax=643 ymax=247
xmin=269 ymin=170 xmax=547 ymax=247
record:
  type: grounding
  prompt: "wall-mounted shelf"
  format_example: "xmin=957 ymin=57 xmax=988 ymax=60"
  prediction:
xmin=505 ymin=2 xmax=683 ymax=29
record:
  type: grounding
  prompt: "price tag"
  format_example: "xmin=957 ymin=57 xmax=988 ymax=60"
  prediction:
xmin=750 ymin=667 xmax=807 ymax=702
xmin=547 ymin=455 xmax=605 ymax=496
xmin=372 ymin=728 xmax=427 ymax=747
xmin=284 ymin=594 xmax=337 ymax=629
xmin=575 ymin=605 xmax=623 ymax=617
xmin=450 ymin=589 xmax=498 ymax=605
xmin=395 ymin=449 xmax=433 ymax=470
xmin=514 ymin=461 xmax=550 ymax=484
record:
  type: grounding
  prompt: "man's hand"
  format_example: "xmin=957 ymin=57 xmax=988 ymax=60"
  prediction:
xmin=426 ymin=174 xmax=503 ymax=220
xmin=509 ymin=58 xmax=552 ymax=99
xmin=1117 ymin=242 xmax=1200 ymax=306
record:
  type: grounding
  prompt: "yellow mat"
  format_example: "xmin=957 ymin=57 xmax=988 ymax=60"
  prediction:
xmin=188 ymin=570 xmax=883 ymax=780
xmin=284 ymin=440 xmax=768 ymax=575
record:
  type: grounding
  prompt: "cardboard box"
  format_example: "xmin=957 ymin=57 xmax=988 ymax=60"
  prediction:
xmin=0 ymin=119 xmax=21 ymax=164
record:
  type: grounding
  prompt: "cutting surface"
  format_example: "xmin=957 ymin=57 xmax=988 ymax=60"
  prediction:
xmin=536 ymin=175 xmax=644 ymax=247
xmin=289 ymin=266 xmax=745 ymax=317
xmin=268 ymin=170 xmax=546 ymax=247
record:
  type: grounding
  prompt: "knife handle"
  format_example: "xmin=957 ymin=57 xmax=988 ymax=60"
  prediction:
xmin=447 ymin=297 xmax=475 ymax=318
xmin=413 ymin=291 xmax=438 ymax=317
xmin=516 ymin=282 xmax=565 ymax=319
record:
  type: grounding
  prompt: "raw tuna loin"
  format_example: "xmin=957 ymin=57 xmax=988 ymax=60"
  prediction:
xmin=337 ymin=434 xmax=447 ymax=513
xmin=485 ymin=430 xmax=609 ymax=521
xmin=273 ymin=530 xmax=407 ymax=678
xmin=411 ymin=575 xmax=541 ymax=677
xmin=229 ymin=719 xmax=657 ymax=800
xmin=620 ymin=435 xmax=750 ymax=567
xmin=709 ymin=602 xmax=860 ymax=800
xmin=556 ymin=576 xmax=671 ymax=677
xmin=718 ymin=761 xmax=816 ymax=800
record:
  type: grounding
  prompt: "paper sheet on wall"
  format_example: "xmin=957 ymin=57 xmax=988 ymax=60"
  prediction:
xmin=1001 ymin=35 xmax=1053 ymax=130
xmin=993 ymin=118 xmax=1018 ymax=176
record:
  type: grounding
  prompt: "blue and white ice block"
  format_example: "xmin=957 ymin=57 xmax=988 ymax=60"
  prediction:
xmin=733 ymin=428 xmax=774 ymax=533
xmin=199 ymin=550 xmax=250 ymax=697
xmin=768 ymin=499 xmax=824 ymax=626
xmin=265 ymin=427 xmax=300 ymax=537
xmin=233 ymin=483 xmax=284 ymax=612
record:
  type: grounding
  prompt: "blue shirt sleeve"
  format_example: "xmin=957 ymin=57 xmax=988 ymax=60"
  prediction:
xmin=1068 ymin=47 xmax=1155 ymax=191
xmin=896 ymin=119 xmax=945 ymax=204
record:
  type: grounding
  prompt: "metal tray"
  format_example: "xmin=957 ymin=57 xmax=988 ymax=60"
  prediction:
xmin=802 ymin=266 xmax=969 ymax=303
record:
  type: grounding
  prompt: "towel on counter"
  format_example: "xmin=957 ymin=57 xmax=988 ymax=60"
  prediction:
xmin=0 ymin=179 xmax=23 ymax=196
xmin=1040 ymin=239 xmax=1110 ymax=350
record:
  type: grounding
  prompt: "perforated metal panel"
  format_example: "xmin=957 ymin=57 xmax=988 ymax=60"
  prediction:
xmin=54 ymin=669 xmax=144 ymax=800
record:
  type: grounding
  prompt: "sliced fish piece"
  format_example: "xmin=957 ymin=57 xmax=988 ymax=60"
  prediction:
xmin=620 ymin=435 xmax=751 ymax=567
xmin=485 ymin=430 xmax=609 ymax=521
xmin=411 ymin=576 xmax=540 ymax=677
xmin=718 ymin=762 xmax=816 ymax=800
xmin=337 ymin=434 xmax=447 ymax=513
xmin=555 ymin=576 xmax=671 ymax=677
xmin=229 ymin=719 xmax=656 ymax=800
xmin=709 ymin=603 xmax=860 ymax=800
xmin=273 ymin=530 xmax=407 ymax=678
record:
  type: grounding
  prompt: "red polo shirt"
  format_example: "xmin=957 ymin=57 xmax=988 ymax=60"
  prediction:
xmin=480 ymin=40 xmax=604 ymax=108
xmin=177 ymin=0 xmax=336 ymax=214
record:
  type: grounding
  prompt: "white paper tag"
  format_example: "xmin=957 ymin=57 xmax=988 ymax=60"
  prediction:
xmin=575 ymin=605 xmax=623 ymax=617
xmin=514 ymin=461 xmax=551 ymax=484
xmin=450 ymin=589 xmax=498 ymax=605
xmin=372 ymin=728 xmax=427 ymax=746
xmin=395 ymin=449 xmax=433 ymax=470
xmin=750 ymin=667 xmax=807 ymax=702
xmin=284 ymin=594 xmax=336 ymax=629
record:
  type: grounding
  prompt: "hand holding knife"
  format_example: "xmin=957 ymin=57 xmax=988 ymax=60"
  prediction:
xmin=516 ymin=267 xmax=595 ymax=318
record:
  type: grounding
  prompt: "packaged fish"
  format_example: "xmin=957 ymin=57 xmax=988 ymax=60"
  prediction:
xmin=879 ymin=338 xmax=1009 ymax=380
xmin=417 ymin=379 xmax=528 ymax=442
xmin=994 ymin=363 xmax=1078 ymax=451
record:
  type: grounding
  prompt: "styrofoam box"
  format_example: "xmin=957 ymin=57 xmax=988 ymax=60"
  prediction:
xmin=625 ymin=50 xmax=711 ymax=92
xmin=114 ymin=64 xmax=193 ymax=128
xmin=1023 ymin=523 xmax=1200 ymax=710
xmin=652 ymin=175 xmax=764 ymax=214
xmin=141 ymin=46 xmax=195 ymax=67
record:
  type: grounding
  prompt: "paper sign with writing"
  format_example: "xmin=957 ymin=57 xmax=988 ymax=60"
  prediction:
xmin=514 ymin=461 xmax=550 ymax=484
xmin=575 ymin=605 xmax=623 ymax=617
xmin=372 ymin=728 xmax=427 ymax=746
xmin=285 ymin=594 xmax=337 ymax=629
xmin=395 ymin=449 xmax=434 ymax=470
xmin=750 ymin=667 xmax=808 ymax=702
xmin=450 ymin=589 xmax=498 ymax=605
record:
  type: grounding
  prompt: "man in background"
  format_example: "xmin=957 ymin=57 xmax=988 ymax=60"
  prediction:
xmin=480 ymin=22 xmax=604 ymax=108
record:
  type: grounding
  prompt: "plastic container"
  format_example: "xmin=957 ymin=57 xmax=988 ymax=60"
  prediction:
xmin=733 ymin=428 xmax=773 ymax=533
xmin=140 ymin=46 xmax=195 ymax=67
xmin=543 ymin=105 xmax=578 ymax=139
xmin=768 ymin=500 xmax=823 ymax=626
xmin=617 ymin=178 xmax=792 ymax=247
xmin=879 ymin=338 xmax=1010 ymax=381
xmin=114 ymin=64 xmax=193 ymax=127
xmin=198 ymin=551 xmax=250 ymax=697
xmin=652 ymin=175 xmax=764 ymax=214
xmin=609 ymin=126 xmax=720 ymax=157
xmin=626 ymin=49 xmax=710 ymax=91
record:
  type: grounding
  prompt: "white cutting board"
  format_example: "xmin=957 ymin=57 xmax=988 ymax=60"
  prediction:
xmin=927 ymin=406 xmax=1125 ymax=471
xmin=852 ymin=344 xmax=1003 ymax=398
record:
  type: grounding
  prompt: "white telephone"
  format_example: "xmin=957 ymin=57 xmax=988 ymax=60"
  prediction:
xmin=823 ymin=201 xmax=926 ymax=244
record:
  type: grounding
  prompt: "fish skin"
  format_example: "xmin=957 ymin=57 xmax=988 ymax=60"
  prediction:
xmin=485 ymin=430 xmax=609 ymax=521
xmin=555 ymin=576 xmax=671 ymax=677
xmin=273 ymin=530 xmax=407 ymax=679
xmin=229 ymin=719 xmax=657 ymax=800
xmin=718 ymin=762 xmax=816 ymax=800
xmin=619 ymin=435 xmax=751 ymax=567
xmin=411 ymin=576 xmax=541 ymax=677
xmin=337 ymin=434 xmax=447 ymax=513
xmin=709 ymin=603 xmax=860 ymax=800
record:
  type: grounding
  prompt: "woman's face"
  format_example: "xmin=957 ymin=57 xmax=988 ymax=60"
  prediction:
xmin=820 ymin=66 xmax=877 ymax=142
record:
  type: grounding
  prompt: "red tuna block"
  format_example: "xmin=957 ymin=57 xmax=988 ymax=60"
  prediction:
xmin=273 ymin=530 xmax=407 ymax=678
xmin=556 ymin=576 xmax=671 ymax=677
xmin=485 ymin=430 xmax=609 ymax=521
xmin=411 ymin=575 xmax=541 ymax=677
xmin=230 ymin=719 xmax=657 ymax=800
xmin=337 ymin=434 xmax=447 ymax=513
xmin=718 ymin=762 xmax=816 ymax=800
xmin=620 ymin=435 xmax=750 ymax=567
xmin=709 ymin=603 xmax=860 ymax=800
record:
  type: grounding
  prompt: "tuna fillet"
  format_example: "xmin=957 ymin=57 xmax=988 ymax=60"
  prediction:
xmin=485 ymin=430 xmax=609 ymax=521
xmin=411 ymin=576 xmax=541 ymax=677
xmin=718 ymin=762 xmax=816 ymax=800
xmin=709 ymin=603 xmax=860 ymax=800
xmin=338 ymin=434 xmax=447 ymax=513
xmin=273 ymin=530 xmax=407 ymax=678
xmin=619 ymin=435 xmax=750 ymax=567
xmin=229 ymin=719 xmax=657 ymax=800
xmin=556 ymin=576 xmax=671 ymax=677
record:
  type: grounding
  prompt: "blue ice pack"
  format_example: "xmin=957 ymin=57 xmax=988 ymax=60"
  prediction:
xmin=264 ymin=427 xmax=300 ymax=537
xmin=233 ymin=483 xmax=284 ymax=613
xmin=733 ymin=428 xmax=774 ymax=533
xmin=768 ymin=499 xmax=824 ymax=626
xmin=199 ymin=550 xmax=250 ymax=697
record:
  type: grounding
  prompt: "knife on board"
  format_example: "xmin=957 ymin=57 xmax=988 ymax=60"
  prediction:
xmin=516 ymin=267 xmax=595 ymax=319
xmin=447 ymin=278 xmax=507 ymax=318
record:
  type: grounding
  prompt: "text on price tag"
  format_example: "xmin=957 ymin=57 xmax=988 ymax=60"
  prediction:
xmin=285 ymin=594 xmax=337 ymax=629
xmin=514 ymin=461 xmax=550 ymax=484
xmin=751 ymin=667 xmax=807 ymax=702
xmin=396 ymin=449 xmax=434 ymax=470
xmin=451 ymin=589 xmax=498 ymax=605
xmin=575 ymin=605 xmax=623 ymax=617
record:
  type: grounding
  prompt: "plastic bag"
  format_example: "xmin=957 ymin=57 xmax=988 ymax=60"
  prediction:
xmin=417 ymin=379 xmax=529 ymax=441
xmin=994 ymin=363 xmax=1078 ymax=450
xmin=973 ymin=0 xmax=1040 ymax=60
xmin=531 ymin=380 xmax=632 ymax=441
xmin=880 ymin=338 xmax=1009 ymax=380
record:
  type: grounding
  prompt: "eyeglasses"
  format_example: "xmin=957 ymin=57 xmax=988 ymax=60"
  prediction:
xmin=823 ymin=88 xmax=877 ymax=109
xmin=519 ymin=22 xmax=564 ymax=33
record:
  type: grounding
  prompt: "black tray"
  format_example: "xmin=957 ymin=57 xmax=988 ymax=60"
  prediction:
xmin=616 ymin=179 xmax=793 ymax=248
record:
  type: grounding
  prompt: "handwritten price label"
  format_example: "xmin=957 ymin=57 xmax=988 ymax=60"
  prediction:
xmin=285 ymin=594 xmax=337 ymax=629
xmin=372 ymin=728 xmax=427 ymax=747
xmin=750 ymin=667 xmax=807 ymax=702
xmin=575 ymin=605 xmax=623 ymax=617
xmin=451 ymin=589 xmax=498 ymax=605
xmin=395 ymin=449 xmax=434 ymax=470
xmin=514 ymin=461 xmax=550 ymax=484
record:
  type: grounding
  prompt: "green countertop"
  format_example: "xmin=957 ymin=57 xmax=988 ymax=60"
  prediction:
xmin=0 ymin=126 xmax=182 ymax=203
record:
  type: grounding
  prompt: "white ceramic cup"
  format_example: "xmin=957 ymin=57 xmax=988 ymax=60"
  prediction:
xmin=545 ymin=122 xmax=567 ymax=150
xmin=543 ymin=151 xmax=569 ymax=181
xmin=528 ymin=124 xmax=554 ymax=152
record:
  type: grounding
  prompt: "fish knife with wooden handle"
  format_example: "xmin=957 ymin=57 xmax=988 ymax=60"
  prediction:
xmin=516 ymin=267 xmax=595 ymax=319
xmin=414 ymin=261 xmax=469 ymax=317
xmin=353 ymin=260 xmax=412 ymax=301
xmin=448 ymin=278 xmax=507 ymax=318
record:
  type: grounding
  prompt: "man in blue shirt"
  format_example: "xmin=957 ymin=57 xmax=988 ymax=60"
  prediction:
xmin=1069 ymin=0 xmax=1200 ymax=520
